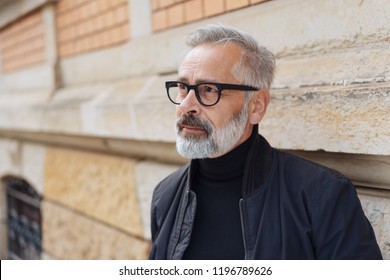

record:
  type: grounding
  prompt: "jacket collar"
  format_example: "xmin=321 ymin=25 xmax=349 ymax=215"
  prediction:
xmin=242 ymin=125 xmax=273 ymax=197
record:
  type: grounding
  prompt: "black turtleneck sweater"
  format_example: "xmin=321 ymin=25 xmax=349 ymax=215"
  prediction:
xmin=182 ymin=135 xmax=253 ymax=260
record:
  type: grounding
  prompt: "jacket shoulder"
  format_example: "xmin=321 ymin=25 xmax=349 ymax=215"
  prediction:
xmin=276 ymin=150 xmax=348 ymax=182
xmin=273 ymin=150 xmax=354 ymax=211
xmin=152 ymin=164 xmax=189 ymax=209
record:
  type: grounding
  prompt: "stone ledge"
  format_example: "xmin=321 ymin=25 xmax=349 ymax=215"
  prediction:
xmin=260 ymin=83 xmax=390 ymax=155
xmin=291 ymin=151 xmax=390 ymax=191
xmin=1 ymin=81 xmax=390 ymax=155
xmin=0 ymin=129 xmax=185 ymax=165
xmin=274 ymin=41 xmax=390 ymax=88
xmin=1 ymin=128 xmax=389 ymax=190
xmin=42 ymin=200 xmax=150 ymax=259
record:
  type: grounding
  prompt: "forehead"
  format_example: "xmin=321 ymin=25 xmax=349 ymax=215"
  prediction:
xmin=179 ymin=43 xmax=242 ymax=83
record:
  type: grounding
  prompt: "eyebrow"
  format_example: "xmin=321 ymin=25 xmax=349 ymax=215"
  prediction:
xmin=176 ymin=78 xmax=219 ymax=84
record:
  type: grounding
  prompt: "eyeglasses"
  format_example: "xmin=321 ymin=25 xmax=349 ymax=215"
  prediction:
xmin=165 ymin=81 xmax=259 ymax=106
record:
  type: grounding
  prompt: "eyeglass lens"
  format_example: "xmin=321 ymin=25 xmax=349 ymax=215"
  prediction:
xmin=168 ymin=82 xmax=219 ymax=106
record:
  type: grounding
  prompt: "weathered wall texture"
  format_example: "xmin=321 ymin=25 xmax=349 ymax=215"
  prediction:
xmin=0 ymin=0 xmax=389 ymax=259
xmin=360 ymin=193 xmax=390 ymax=260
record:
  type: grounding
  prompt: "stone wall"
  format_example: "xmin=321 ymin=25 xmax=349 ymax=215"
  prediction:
xmin=0 ymin=0 xmax=389 ymax=259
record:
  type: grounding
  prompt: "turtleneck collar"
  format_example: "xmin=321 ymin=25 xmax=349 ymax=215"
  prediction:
xmin=196 ymin=129 xmax=255 ymax=182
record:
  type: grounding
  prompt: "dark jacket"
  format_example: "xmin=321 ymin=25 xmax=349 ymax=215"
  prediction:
xmin=149 ymin=129 xmax=382 ymax=259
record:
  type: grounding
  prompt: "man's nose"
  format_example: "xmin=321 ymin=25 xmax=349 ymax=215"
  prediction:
xmin=178 ymin=89 xmax=200 ymax=115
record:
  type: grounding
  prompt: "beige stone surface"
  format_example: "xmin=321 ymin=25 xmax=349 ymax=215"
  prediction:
xmin=44 ymin=147 xmax=143 ymax=237
xmin=0 ymin=64 xmax=56 ymax=93
xmin=42 ymin=106 xmax=82 ymax=134
xmin=21 ymin=143 xmax=46 ymax=195
xmin=0 ymin=106 xmax=44 ymax=132
xmin=274 ymin=43 xmax=390 ymax=89
xmin=42 ymin=200 xmax=150 ymax=259
xmin=0 ymin=182 xmax=6 ymax=222
xmin=290 ymin=151 xmax=390 ymax=191
xmin=133 ymin=98 xmax=176 ymax=142
xmin=0 ymin=139 xmax=20 ymax=176
xmin=359 ymin=193 xmax=390 ymax=260
xmin=0 ymin=223 xmax=8 ymax=259
xmin=40 ymin=252 xmax=55 ymax=260
xmin=100 ymin=103 xmax=135 ymax=136
xmin=135 ymin=160 xmax=181 ymax=239
xmin=0 ymin=180 xmax=7 ymax=261
xmin=260 ymin=84 xmax=390 ymax=155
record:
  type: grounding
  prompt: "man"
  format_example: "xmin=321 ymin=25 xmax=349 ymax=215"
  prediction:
xmin=149 ymin=24 xmax=382 ymax=260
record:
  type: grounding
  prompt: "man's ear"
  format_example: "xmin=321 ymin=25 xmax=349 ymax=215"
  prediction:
xmin=248 ymin=89 xmax=270 ymax=125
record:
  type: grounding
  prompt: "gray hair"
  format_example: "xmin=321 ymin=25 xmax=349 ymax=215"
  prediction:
xmin=185 ymin=24 xmax=275 ymax=92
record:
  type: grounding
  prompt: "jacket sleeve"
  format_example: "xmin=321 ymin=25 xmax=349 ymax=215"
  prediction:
xmin=310 ymin=175 xmax=382 ymax=259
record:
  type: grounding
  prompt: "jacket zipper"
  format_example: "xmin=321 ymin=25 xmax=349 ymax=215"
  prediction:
xmin=239 ymin=199 xmax=248 ymax=260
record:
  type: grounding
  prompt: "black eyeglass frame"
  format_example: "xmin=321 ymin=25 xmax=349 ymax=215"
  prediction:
xmin=165 ymin=81 xmax=259 ymax=106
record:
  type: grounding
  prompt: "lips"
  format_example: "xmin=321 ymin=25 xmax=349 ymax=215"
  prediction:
xmin=179 ymin=124 xmax=204 ymax=131
xmin=176 ymin=114 xmax=211 ymax=136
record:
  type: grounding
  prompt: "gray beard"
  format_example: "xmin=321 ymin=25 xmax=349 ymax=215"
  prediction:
xmin=175 ymin=103 xmax=249 ymax=159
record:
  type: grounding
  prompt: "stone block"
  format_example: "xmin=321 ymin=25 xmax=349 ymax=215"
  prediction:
xmin=40 ymin=251 xmax=55 ymax=260
xmin=0 ymin=64 xmax=56 ymax=92
xmin=135 ymin=160 xmax=180 ymax=239
xmin=260 ymin=84 xmax=390 ymax=155
xmin=0 ymin=105 xmax=45 ymax=132
xmin=59 ymin=44 xmax=129 ymax=86
xmin=44 ymin=147 xmax=143 ymax=237
xmin=0 ymin=181 xmax=6 ymax=222
xmin=42 ymin=200 xmax=150 ymax=259
xmin=0 ymin=223 xmax=8 ymax=260
xmin=140 ymin=74 xmax=177 ymax=99
xmin=41 ymin=105 xmax=82 ymax=134
xmin=133 ymin=98 xmax=176 ymax=142
xmin=21 ymin=143 xmax=46 ymax=195
xmin=359 ymin=193 xmax=390 ymax=260
xmin=0 ymin=139 xmax=20 ymax=176
xmin=274 ymin=44 xmax=390 ymax=88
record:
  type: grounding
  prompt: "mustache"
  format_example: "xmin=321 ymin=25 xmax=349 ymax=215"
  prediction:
xmin=176 ymin=114 xmax=212 ymax=135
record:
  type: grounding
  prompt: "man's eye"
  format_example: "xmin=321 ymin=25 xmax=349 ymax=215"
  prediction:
xmin=202 ymin=85 xmax=218 ymax=93
xmin=206 ymin=87 xmax=215 ymax=92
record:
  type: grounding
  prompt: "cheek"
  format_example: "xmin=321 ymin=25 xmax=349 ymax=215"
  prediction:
xmin=205 ymin=109 xmax=226 ymax=129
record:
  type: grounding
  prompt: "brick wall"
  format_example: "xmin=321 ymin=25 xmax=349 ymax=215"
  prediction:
xmin=0 ymin=10 xmax=45 ymax=72
xmin=56 ymin=0 xmax=130 ymax=58
xmin=152 ymin=0 xmax=269 ymax=32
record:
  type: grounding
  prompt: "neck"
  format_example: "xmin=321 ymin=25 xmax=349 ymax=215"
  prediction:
xmin=197 ymin=128 xmax=255 ymax=181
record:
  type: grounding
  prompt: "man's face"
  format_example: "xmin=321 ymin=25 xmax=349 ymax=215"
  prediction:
xmin=175 ymin=43 xmax=253 ymax=159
